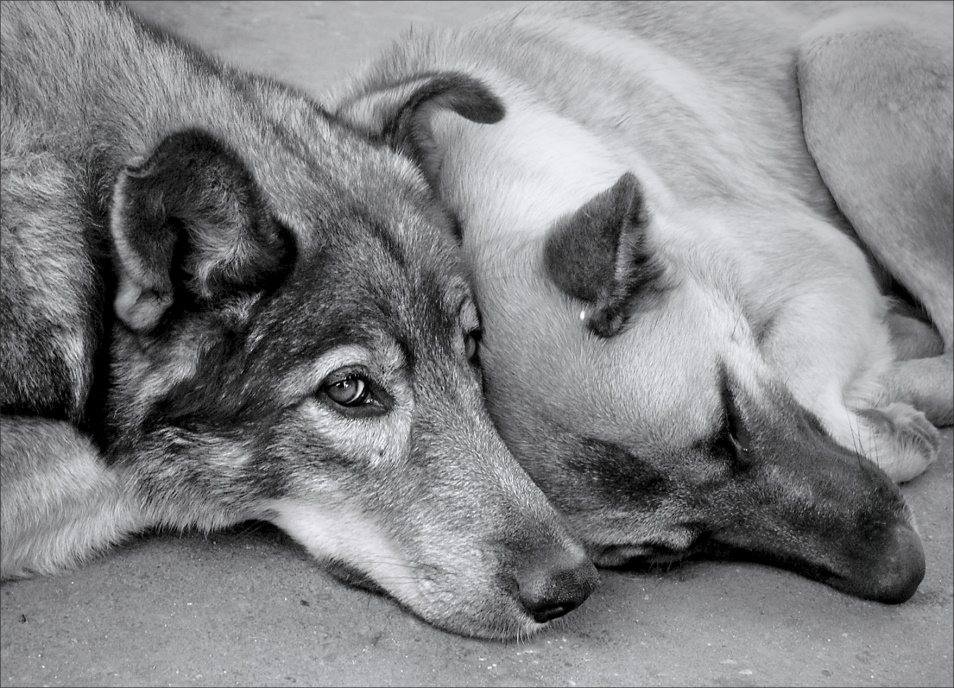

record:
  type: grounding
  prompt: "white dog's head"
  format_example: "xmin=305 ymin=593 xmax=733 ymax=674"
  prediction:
xmin=332 ymin=68 xmax=924 ymax=604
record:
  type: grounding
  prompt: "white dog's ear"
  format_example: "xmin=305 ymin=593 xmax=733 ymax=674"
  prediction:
xmin=334 ymin=72 xmax=504 ymax=184
xmin=544 ymin=173 xmax=669 ymax=338
xmin=110 ymin=129 xmax=294 ymax=333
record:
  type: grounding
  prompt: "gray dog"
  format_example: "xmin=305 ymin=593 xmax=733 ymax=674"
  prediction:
xmin=0 ymin=0 xmax=598 ymax=639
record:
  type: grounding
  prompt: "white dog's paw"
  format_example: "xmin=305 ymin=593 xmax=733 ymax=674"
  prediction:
xmin=856 ymin=403 xmax=940 ymax=483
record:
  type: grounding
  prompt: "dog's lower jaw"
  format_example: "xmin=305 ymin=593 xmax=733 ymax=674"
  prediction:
xmin=266 ymin=498 xmax=597 ymax=640
xmin=322 ymin=558 xmax=566 ymax=640
xmin=588 ymin=541 xmax=695 ymax=568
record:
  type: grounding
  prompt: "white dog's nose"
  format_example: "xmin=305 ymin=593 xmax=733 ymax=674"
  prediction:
xmin=858 ymin=524 xmax=925 ymax=604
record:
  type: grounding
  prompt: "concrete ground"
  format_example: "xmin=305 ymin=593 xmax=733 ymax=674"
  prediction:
xmin=1 ymin=2 xmax=952 ymax=686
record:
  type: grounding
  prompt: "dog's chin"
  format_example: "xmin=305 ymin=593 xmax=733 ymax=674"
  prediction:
xmin=324 ymin=559 xmax=388 ymax=596
xmin=590 ymin=543 xmax=691 ymax=568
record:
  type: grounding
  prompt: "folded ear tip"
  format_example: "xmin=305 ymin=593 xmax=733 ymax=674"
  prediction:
xmin=115 ymin=158 xmax=148 ymax=182
xmin=114 ymin=280 xmax=172 ymax=333
xmin=586 ymin=307 xmax=627 ymax=339
xmin=344 ymin=72 xmax=504 ymax=182
xmin=613 ymin=172 xmax=643 ymax=206
xmin=461 ymin=87 xmax=505 ymax=124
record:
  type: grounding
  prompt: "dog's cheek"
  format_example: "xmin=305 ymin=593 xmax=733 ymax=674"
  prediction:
xmin=492 ymin=415 xmax=737 ymax=557
xmin=486 ymin=416 xmax=666 ymax=525
xmin=256 ymin=406 xmax=437 ymax=609
xmin=105 ymin=327 xmax=200 ymax=451
xmin=267 ymin=499 xmax=418 ymax=595
xmin=259 ymin=398 xmax=413 ymax=496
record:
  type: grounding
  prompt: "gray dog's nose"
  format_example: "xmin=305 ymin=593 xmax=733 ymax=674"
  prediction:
xmin=517 ymin=549 xmax=599 ymax=623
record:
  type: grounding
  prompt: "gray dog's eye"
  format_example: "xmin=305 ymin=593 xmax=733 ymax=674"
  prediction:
xmin=325 ymin=376 xmax=371 ymax=407
xmin=320 ymin=369 xmax=393 ymax=418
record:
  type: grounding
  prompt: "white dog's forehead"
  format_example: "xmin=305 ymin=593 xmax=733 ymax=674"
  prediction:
xmin=428 ymin=90 xmax=778 ymax=449
xmin=434 ymin=106 xmax=628 ymax=239
xmin=479 ymin=271 xmax=769 ymax=450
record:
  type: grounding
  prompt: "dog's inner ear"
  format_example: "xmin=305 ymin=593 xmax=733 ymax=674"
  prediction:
xmin=544 ymin=172 xmax=667 ymax=338
xmin=110 ymin=129 xmax=293 ymax=333
xmin=338 ymin=72 xmax=504 ymax=185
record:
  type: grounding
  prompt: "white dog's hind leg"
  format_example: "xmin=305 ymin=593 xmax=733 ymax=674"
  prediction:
xmin=798 ymin=5 xmax=954 ymax=427
xmin=763 ymin=289 xmax=939 ymax=483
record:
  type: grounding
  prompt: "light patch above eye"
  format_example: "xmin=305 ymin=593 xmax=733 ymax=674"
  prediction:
xmin=459 ymin=296 xmax=480 ymax=334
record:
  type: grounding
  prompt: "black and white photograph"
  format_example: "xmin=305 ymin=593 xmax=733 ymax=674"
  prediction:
xmin=1 ymin=1 xmax=951 ymax=686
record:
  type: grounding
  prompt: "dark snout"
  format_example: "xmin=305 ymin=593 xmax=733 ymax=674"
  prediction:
xmin=515 ymin=545 xmax=599 ymax=623
xmin=826 ymin=524 xmax=924 ymax=604
xmin=711 ymin=376 xmax=927 ymax=604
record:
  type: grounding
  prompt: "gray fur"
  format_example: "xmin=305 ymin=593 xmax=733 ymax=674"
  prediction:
xmin=0 ymin=0 xmax=597 ymax=640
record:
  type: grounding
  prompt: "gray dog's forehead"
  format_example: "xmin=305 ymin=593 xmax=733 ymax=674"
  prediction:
xmin=254 ymin=209 xmax=472 ymax=344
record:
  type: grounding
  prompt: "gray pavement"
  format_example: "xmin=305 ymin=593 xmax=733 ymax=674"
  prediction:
xmin=1 ymin=3 xmax=952 ymax=686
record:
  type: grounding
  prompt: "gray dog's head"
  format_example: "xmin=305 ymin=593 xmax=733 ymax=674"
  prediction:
xmin=101 ymin=106 xmax=597 ymax=638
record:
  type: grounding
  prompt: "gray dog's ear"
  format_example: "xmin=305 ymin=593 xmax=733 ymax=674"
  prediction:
xmin=544 ymin=172 xmax=669 ymax=338
xmin=110 ymin=129 xmax=294 ymax=333
xmin=336 ymin=72 xmax=504 ymax=184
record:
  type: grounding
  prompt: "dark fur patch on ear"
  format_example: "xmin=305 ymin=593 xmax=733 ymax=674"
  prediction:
xmin=341 ymin=72 xmax=503 ymax=188
xmin=544 ymin=173 xmax=670 ymax=338
xmin=380 ymin=72 xmax=505 ymax=140
xmin=111 ymin=129 xmax=295 ymax=332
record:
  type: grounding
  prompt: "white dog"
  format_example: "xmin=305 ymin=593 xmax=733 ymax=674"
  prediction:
xmin=331 ymin=1 xmax=953 ymax=604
